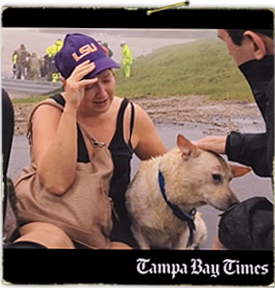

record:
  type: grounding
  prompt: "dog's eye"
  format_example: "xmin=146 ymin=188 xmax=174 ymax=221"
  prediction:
xmin=212 ymin=174 xmax=223 ymax=184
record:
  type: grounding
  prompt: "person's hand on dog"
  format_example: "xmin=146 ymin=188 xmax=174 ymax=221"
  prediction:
xmin=61 ymin=60 xmax=98 ymax=110
xmin=193 ymin=136 xmax=251 ymax=178
xmin=192 ymin=136 xmax=227 ymax=155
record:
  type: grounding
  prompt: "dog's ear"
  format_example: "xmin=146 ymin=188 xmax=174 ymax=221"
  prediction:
xmin=230 ymin=164 xmax=251 ymax=178
xmin=177 ymin=134 xmax=200 ymax=160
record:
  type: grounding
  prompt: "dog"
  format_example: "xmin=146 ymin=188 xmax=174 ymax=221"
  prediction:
xmin=126 ymin=134 xmax=250 ymax=249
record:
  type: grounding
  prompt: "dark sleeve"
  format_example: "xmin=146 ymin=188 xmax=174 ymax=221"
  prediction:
xmin=2 ymin=88 xmax=14 ymax=224
xmin=2 ymin=88 xmax=14 ymax=176
xmin=225 ymin=76 xmax=274 ymax=178
xmin=225 ymin=131 xmax=271 ymax=177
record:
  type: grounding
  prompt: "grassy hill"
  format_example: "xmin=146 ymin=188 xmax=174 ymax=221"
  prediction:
xmin=115 ymin=37 xmax=253 ymax=101
xmin=12 ymin=37 xmax=254 ymax=104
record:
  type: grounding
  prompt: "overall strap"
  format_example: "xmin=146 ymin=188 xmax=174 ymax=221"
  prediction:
xmin=27 ymin=97 xmax=64 ymax=145
xmin=50 ymin=93 xmax=65 ymax=106
xmin=129 ymin=101 xmax=135 ymax=146
xmin=116 ymin=98 xmax=129 ymax=137
xmin=27 ymin=95 xmax=100 ymax=163
xmin=111 ymin=98 xmax=135 ymax=149
xmin=50 ymin=94 xmax=107 ymax=147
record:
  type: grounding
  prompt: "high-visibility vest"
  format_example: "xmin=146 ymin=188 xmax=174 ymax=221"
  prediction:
xmin=46 ymin=39 xmax=63 ymax=58
xmin=122 ymin=44 xmax=133 ymax=65
xmin=12 ymin=53 xmax=18 ymax=64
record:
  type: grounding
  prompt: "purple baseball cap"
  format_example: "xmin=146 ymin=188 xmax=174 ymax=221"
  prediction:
xmin=55 ymin=33 xmax=120 ymax=79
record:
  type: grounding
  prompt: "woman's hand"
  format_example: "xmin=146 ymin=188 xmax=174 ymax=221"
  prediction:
xmin=62 ymin=60 xmax=98 ymax=109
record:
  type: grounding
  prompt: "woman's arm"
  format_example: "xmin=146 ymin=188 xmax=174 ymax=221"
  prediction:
xmin=31 ymin=103 xmax=78 ymax=195
xmin=225 ymin=132 xmax=271 ymax=177
xmin=131 ymin=103 xmax=168 ymax=160
xmin=31 ymin=60 xmax=98 ymax=195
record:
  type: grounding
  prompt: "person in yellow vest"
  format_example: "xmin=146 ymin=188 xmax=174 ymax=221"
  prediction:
xmin=45 ymin=39 xmax=63 ymax=83
xmin=12 ymin=50 xmax=18 ymax=79
xmin=120 ymin=41 xmax=133 ymax=79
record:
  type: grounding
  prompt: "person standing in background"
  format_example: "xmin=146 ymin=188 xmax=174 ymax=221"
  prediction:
xmin=103 ymin=42 xmax=114 ymax=58
xmin=120 ymin=41 xmax=133 ymax=79
xmin=45 ymin=39 xmax=63 ymax=83
xmin=39 ymin=56 xmax=48 ymax=79
xmin=12 ymin=50 xmax=18 ymax=79
xmin=26 ymin=53 xmax=41 ymax=81
xmin=16 ymin=44 xmax=29 ymax=80
xmin=97 ymin=40 xmax=109 ymax=56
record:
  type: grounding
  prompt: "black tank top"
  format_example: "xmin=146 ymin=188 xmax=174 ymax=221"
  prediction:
xmin=51 ymin=94 xmax=138 ymax=248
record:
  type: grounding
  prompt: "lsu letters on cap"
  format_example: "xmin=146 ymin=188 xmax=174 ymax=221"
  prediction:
xmin=55 ymin=33 xmax=120 ymax=79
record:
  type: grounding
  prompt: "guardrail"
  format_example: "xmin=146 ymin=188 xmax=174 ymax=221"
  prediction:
xmin=2 ymin=76 xmax=62 ymax=95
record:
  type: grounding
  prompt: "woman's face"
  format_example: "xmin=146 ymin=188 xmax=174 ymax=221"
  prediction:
xmin=80 ymin=69 xmax=116 ymax=114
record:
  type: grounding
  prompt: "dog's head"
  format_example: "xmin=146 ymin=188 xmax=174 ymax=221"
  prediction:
xmin=169 ymin=134 xmax=250 ymax=211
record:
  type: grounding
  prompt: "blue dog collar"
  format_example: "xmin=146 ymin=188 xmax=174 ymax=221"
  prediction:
xmin=158 ymin=170 xmax=196 ymax=247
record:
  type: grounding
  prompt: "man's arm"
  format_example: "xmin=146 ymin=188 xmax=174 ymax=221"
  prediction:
xmin=226 ymin=131 xmax=271 ymax=177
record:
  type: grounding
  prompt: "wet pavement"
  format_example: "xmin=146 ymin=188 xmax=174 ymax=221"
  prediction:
xmin=8 ymin=119 xmax=273 ymax=249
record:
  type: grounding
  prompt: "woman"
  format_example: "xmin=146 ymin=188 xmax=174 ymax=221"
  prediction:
xmin=15 ymin=33 xmax=167 ymax=249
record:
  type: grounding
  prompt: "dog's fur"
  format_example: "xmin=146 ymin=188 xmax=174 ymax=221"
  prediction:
xmin=126 ymin=134 xmax=250 ymax=249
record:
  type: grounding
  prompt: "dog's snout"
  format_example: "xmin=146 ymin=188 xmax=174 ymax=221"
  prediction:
xmin=229 ymin=193 xmax=240 ymax=207
xmin=231 ymin=198 xmax=240 ymax=206
xmin=220 ymin=193 xmax=240 ymax=211
xmin=210 ymin=191 xmax=240 ymax=211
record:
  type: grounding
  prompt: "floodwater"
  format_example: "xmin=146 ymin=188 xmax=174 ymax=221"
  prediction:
xmin=8 ymin=119 xmax=273 ymax=250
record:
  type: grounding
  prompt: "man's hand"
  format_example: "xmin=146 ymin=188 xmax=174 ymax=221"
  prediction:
xmin=192 ymin=135 xmax=227 ymax=154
